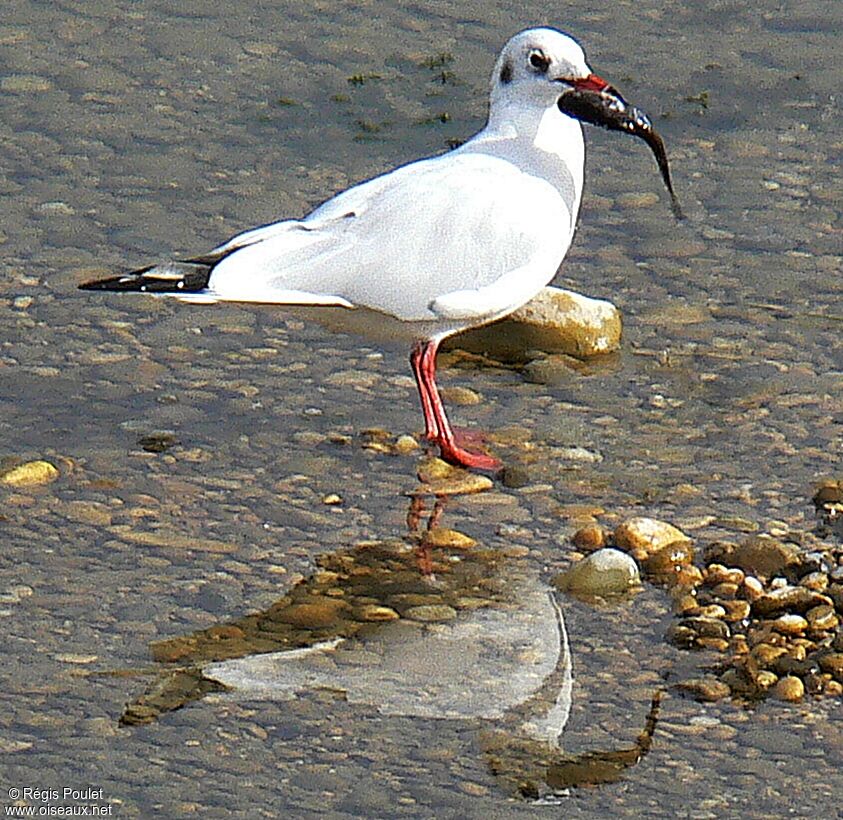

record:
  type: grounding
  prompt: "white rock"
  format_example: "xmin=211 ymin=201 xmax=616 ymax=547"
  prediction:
xmin=451 ymin=286 xmax=621 ymax=360
xmin=509 ymin=287 xmax=622 ymax=356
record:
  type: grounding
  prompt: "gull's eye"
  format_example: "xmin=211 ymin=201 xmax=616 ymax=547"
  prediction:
xmin=528 ymin=50 xmax=550 ymax=73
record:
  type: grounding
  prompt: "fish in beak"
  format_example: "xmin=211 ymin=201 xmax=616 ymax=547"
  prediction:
xmin=557 ymin=75 xmax=684 ymax=220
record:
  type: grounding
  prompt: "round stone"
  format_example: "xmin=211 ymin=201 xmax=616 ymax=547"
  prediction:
xmin=416 ymin=459 xmax=494 ymax=496
xmin=394 ymin=434 xmax=419 ymax=454
xmin=806 ymin=605 xmax=838 ymax=631
xmin=742 ymin=575 xmax=764 ymax=600
xmin=728 ymin=536 xmax=800 ymax=578
xmin=643 ymin=540 xmax=695 ymax=582
xmin=614 ymin=517 xmax=691 ymax=559
xmin=680 ymin=616 xmax=730 ymax=640
xmin=697 ymin=637 xmax=730 ymax=652
xmin=755 ymin=670 xmax=778 ymax=689
xmin=503 ymin=286 xmax=622 ymax=358
xmin=753 ymin=586 xmax=831 ymax=616
xmin=723 ymin=600 xmax=751 ymax=622
xmin=770 ymin=614 xmax=808 ymax=635
xmin=571 ymin=524 xmax=606 ymax=551
xmin=710 ymin=582 xmax=740 ymax=599
xmin=773 ymin=676 xmax=804 ymax=702
xmin=800 ymin=572 xmax=829 ymax=592
xmin=705 ymin=564 xmax=745 ymax=586
xmin=674 ymin=565 xmax=704 ymax=588
xmin=554 ymin=548 xmax=641 ymax=596
xmin=439 ymin=386 xmax=482 ymax=406
xmin=278 ymin=599 xmax=348 ymax=628
xmin=750 ymin=644 xmax=788 ymax=665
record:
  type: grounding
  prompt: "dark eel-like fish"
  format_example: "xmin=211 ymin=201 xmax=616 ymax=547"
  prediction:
xmin=558 ymin=78 xmax=684 ymax=220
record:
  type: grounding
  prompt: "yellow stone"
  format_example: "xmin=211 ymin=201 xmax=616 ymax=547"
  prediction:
xmin=54 ymin=653 xmax=98 ymax=664
xmin=751 ymin=644 xmax=788 ymax=665
xmin=417 ymin=457 xmax=454 ymax=483
xmin=424 ymin=527 xmax=477 ymax=549
xmin=0 ymin=460 xmax=59 ymax=487
xmin=419 ymin=474 xmax=493 ymax=497
xmin=450 ymin=286 xmax=622 ymax=360
xmin=1 ymin=74 xmax=53 ymax=93
xmin=357 ymin=604 xmax=400 ymax=622
xmin=774 ymin=676 xmax=804 ymax=702
xmin=415 ymin=459 xmax=493 ymax=496
xmin=394 ymin=434 xmax=419 ymax=454
xmin=614 ymin=517 xmax=691 ymax=557
xmin=755 ymin=670 xmax=778 ymax=689
xmin=278 ymin=599 xmax=348 ymax=628
xmin=771 ymin=614 xmax=808 ymax=635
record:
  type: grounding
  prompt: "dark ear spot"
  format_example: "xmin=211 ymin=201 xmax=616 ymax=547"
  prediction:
xmin=499 ymin=59 xmax=513 ymax=84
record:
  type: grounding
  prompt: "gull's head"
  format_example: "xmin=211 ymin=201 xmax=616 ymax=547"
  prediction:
xmin=490 ymin=28 xmax=592 ymax=110
xmin=488 ymin=27 xmax=683 ymax=219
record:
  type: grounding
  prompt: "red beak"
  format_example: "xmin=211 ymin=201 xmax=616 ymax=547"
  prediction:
xmin=570 ymin=73 xmax=622 ymax=99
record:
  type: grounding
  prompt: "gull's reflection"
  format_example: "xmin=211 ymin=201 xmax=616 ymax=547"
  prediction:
xmin=120 ymin=488 xmax=660 ymax=798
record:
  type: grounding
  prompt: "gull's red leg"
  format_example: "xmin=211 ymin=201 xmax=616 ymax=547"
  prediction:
xmin=410 ymin=340 xmax=440 ymax=440
xmin=415 ymin=339 xmax=502 ymax=472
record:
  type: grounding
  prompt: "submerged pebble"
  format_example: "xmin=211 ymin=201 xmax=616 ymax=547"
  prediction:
xmin=404 ymin=604 xmax=457 ymax=622
xmin=1 ymin=73 xmax=53 ymax=92
xmin=394 ymin=434 xmax=420 ymax=454
xmin=676 ymin=677 xmax=730 ymax=702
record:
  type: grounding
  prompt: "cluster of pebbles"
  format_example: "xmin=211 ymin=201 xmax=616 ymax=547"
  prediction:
xmin=567 ymin=482 xmax=843 ymax=703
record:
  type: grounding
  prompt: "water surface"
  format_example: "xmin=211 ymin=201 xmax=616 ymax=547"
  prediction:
xmin=1 ymin=1 xmax=841 ymax=817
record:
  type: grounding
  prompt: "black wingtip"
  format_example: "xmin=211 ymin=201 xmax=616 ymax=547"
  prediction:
xmin=78 ymin=278 xmax=112 ymax=291
xmin=77 ymin=262 xmax=213 ymax=294
xmin=78 ymin=274 xmax=147 ymax=292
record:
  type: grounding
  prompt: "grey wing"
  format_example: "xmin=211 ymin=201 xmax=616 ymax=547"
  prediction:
xmin=207 ymin=152 xmax=571 ymax=322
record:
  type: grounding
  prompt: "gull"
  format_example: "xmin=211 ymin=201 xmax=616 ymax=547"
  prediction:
xmin=81 ymin=27 xmax=679 ymax=472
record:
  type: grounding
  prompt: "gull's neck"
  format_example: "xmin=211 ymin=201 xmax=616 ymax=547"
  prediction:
xmin=466 ymin=98 xmax=586 ymax=225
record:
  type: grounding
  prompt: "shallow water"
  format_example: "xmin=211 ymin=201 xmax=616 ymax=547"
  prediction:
xmin=1 ymin=1 xmax=841 ymax=817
